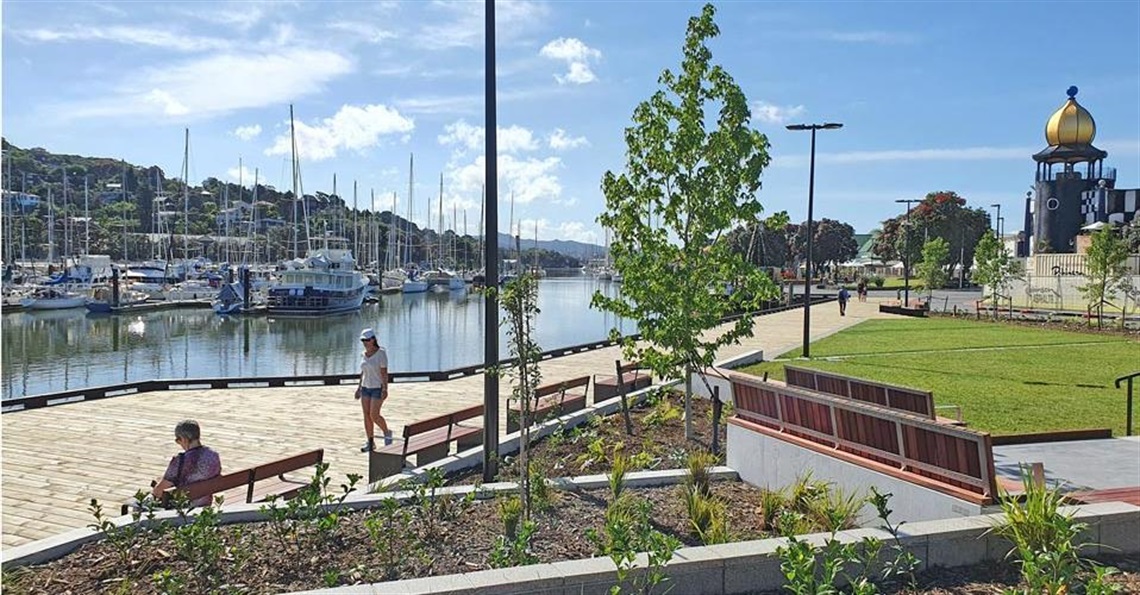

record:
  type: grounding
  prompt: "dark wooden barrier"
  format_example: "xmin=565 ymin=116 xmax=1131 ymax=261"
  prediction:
xmin=784 ymin=365 xmax=936 ymax=419
xmin=727 ymin=369 xmax=996 ymax=503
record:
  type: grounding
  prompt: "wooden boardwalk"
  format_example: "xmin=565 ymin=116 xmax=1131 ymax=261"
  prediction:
xmin=1 ymin=300 xmax=888 ymax=549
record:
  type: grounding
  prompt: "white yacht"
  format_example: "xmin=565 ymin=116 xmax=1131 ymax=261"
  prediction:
xmin=266 ymin=248 xmax=368 ymax=315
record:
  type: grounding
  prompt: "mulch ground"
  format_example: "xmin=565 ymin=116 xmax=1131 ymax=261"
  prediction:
xmin=4 ymin=390 xmax=1138 ymax=594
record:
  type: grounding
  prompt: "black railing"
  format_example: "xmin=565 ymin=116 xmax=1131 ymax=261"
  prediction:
xmin=1115 ymin=371 xmax=1140 ymax=437
xmin=2 ymin=296 xmax=831 ymax=414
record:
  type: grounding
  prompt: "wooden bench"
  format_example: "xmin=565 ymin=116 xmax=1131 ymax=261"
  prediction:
xmin=507 ymin=376 xmax=590 ymax=433
xmin=593 ymin=360 xmax=651 ymax=403
xmin=368 ymin=405 xmax=484 ymax=482
xmin=121 ymin=449 xmax=324 ymax=515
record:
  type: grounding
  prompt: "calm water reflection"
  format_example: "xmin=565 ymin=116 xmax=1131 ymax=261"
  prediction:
xmin=1 ymin=278 xmax=631 ymax=399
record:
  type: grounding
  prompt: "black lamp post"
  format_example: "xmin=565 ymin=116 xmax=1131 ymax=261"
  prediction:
xmin=895 ymin=198 xmax=918 ymax=307
xmin=482 ymin=0 xmax=500 ymax=482
xmin=786 ymin=122 xmax=843 ymax=358
xmin=990 ymin=203 xmax=1001 ymax=238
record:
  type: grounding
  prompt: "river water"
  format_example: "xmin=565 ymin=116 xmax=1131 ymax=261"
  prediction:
xmin=1 ymin=277 xmax=633 ymax=399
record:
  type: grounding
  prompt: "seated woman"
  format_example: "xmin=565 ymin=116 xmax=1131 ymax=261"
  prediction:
xmin=151 ymin=420 xmax=222 ymax=507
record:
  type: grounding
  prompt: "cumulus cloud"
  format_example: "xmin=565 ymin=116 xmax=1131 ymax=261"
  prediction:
xmin=540 ymin=37 xmax=602 ymax=84
xmin=232 ymin=124 xmax=262 ymax=141
xmin=448 ymin=154 xmax=562 ymax=205
xmin=548 ymin=128 xmax=589 ymax=150
xmin=438 ymin=120 xmax=539 ymax=154
xmin=265 ymin=104 xmax=414 ymax=161
xmin=752 ymin=101 xmax=806 ymax=125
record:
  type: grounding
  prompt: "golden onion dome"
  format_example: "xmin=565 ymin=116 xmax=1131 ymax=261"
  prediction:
xmin=1045 ymin=86 xmax=1096 ymax=146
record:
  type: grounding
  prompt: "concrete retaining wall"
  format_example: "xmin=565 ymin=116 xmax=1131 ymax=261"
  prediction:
xmin=726 ymin=422 xmax=986 ymax=524
xmin=292 ymin=501 xmax=1140 ymax=595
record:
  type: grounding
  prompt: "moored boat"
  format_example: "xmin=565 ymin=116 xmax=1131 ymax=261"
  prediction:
xmin=266 ymin=248 xmax=368 ymax=316
xmin=20 ymin=287 xmax=88 ymax=310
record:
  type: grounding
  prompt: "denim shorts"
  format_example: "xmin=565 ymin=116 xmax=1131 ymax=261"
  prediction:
xmin=361 ymin=387 xmax=384 ymax=400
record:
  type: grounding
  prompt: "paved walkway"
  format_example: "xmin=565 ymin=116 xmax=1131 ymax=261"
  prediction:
xmin=1 ymin=299 xmax=888 ymax=548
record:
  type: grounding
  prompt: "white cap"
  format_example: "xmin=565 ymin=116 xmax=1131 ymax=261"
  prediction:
xmin=360 ymin=328 xmax=376 ymax=341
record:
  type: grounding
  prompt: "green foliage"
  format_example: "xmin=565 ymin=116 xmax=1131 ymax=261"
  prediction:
xmin=684 ymin=450 xmax=717 ymax=497
xmin=497 ymin=273 xmax=544 ymax=520
xmin=529 ymin=466 xmax=556 ymax=513
xmin=498 ymin=494 xmax=524 ymax=539
xmin=992 ymin=465 xmax=1090 ymax=594
xmin=642 ymin=398 xmax=682 ymax=428
xmin=577 ymin=437 xmax=609 ymax=471
xmin=151 ymin=569 xmax=186 ymax=595
xmin=586 ymin=495 xmax=681 ymax=595
xmin=257 ymin=463 xmax=361 ymax=551
xmin=489 ymin=520 xmax=539 ymax=569
xmin=1079 ymin=226 xmax=1131 ymax=327
xmin=916 ymin=237 xmax=950 ymax=298
xmin=872 ymin=191 xmax=990 ymax=274
xmin=363 ymin=498 xmax=420 ymax=581
xmin=973 ymin=232 xmax=1024 ymax=307
xmin=680 ymin=484 xmax=731 ymax=545
xmin=807 ymin=486 xmax=865 ymax=533
xmin=609 ymin=444 xmax=630 ymax=501
xmin=87 ymin=491 xmax=164 ymax=568
xmin=592 ymin=2 xmax=778 ymax=441
xmin=171 ymin=497 xmax=246 ymax=590
xmin=758 ymin=487 xmax=787 ymax=531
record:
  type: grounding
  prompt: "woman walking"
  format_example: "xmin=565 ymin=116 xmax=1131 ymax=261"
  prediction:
xmin=356 ymin=327 xmax=392 ymax=452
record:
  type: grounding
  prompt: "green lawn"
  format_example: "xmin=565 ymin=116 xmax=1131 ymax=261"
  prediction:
xmin=741 ymin=318 xmax=1139 ymax=436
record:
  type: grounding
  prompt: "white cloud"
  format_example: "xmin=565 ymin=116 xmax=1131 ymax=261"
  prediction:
xmin=449 ymin=154 xmax=563 ymax=205
xmin=752 ymin=101 xmax=806 ymax=125
xmin=774 ymin=138 xmax=1140 ymax=168
xmin=327 ymin=21 xmax=398 ymax=44
xmin=232 ymin=124 xmax=262 ymax=141
xmin=13 ymin=25 xmax=231 ymax=52
xmin=540 ymin=37 xmax=602 ymax=85
xmin=55 ymin=48 xmax=354 ymax=121
xmin=396 ymin=94 xmax=482 ymax=115
xmin=438 ymin=120 xmax=539 ymax=154
xmin=415 ymin=0 xmax=548 ymax=50
xmin=265 ymin=104 xmax=415 ymax=161
xmin=226 ymin=165 xmax=258 ymax=187
xmin=548 ymin=128 xmax=589 ymax=150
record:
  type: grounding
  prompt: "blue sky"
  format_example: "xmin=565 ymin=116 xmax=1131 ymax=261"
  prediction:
xmin=3 ymin=0 xmax=1138 ymax=244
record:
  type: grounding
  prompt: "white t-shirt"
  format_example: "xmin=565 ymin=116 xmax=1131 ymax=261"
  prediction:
xmin=360 ymin=348 xmax=388 ymax=389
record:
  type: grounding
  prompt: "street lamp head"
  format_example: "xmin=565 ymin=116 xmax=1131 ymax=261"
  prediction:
xmin=786 ymin=122 xmax=844 ymax=131
xmin=821 ymin=122 xmax=844 ymax=130
xmin=990 ymin=203 xmax=1000 ymax=208
xmin=785 ymin=124 xmax=810 ymax=131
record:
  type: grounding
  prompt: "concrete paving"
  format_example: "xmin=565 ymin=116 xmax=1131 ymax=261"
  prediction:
xmin=993 ymin=436 xmax=1140 ymax=491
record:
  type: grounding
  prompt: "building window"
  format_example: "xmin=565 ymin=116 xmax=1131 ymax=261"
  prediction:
xmin=1046 ymin=198 xmax=1060 ymax=211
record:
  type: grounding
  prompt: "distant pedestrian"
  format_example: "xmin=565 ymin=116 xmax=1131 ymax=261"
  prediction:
xmin=857 ymin=279 xmax=867 ymax=302
xmin=357 ymin=327 xmax=392 ymax=452
xmin=151 ymin=420 xmax=221 ymax=507
xmin=838 ymin=286 xmax=850 ymax=316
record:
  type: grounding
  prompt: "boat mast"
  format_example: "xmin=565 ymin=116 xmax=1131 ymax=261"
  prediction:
xmin=182 ymin=128 xmax=190 ymax=263
xmin=478 ymin=183 xmax=485 ymax=272
xmin=121 ymin=161 xmax=128 ymax=262
xmin=290 ymin=105 xmax=299 ymax=260
xmin=390 ymin=191 xmax=398 ymax=270
xmin=251 ymin=168 xmax=260 ymax=265
xmin=438 ymin=173 xmax=444 ymax=269
xmin=47 ymin=186 xmax=55 ymax=264
xmin=83 ymin=174 xmax=89 ymax=255
xmin=62 ymin=169 xmax=70 ymax=260
xmin=407 ymin=153 xmax=414 ymax=267
xmin=353 ymin=180 xmax=359 ymax=262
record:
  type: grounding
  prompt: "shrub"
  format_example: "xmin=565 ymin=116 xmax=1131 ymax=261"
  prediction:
xmin=684 ymin=450 xmax=717 ymax=497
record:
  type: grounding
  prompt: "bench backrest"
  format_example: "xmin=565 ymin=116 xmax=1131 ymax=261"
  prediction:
xmin=405 ymin=411 xmax=454 ymax=438
xmin=165 ymin=469 xmax=250 ymax=507
xmin=449 ymin=404 xmax=485 ymax=425
xmin=784 ymin=365 xmax=936 ymax=419
xmin=249 ymin=449 xmax=324 ymax=483
xmin=534 ymin=375 xmax=591 ymax=399
xmin=616 ymin=360 xmax=644 ymax=375
xmin=728 ymin=369 xmax=996 ymax=502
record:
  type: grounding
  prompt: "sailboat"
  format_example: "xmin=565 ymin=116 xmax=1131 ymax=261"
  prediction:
xmin=266 ymin=106 xmax=369 ymax=315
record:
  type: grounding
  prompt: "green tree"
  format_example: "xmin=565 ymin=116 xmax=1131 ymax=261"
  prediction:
xmin=1078 ymin=226 xmax=1130 ymax=328
xmin=915 ymin=237 xmax=949 ymax=299
xmin=972 ymin=232 xmax=1022 ymax=316
xmin=496 ymin=274 xmax=542 ymax=521
xmin=872 ymin=191 xmax=989 ymax=277
xmin=592 ymin=3 xmax=778 ymax=440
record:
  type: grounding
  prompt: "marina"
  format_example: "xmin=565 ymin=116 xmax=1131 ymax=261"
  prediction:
xmin=1 ymin=277 xmax=632 ymax=400
xmin=0 ymin=299 xmax=875 ymax=549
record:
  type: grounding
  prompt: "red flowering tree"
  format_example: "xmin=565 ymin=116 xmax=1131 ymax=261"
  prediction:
xmin=871 ymin=191 xmax=990 ymax=280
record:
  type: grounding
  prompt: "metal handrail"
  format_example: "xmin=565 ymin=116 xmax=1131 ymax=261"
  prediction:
xmin=1114 ymin=371 xmax=1140 ymax=436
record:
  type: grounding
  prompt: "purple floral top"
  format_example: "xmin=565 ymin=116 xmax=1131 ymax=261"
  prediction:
xmin=163 ymin=446 xmax=222 ymax=506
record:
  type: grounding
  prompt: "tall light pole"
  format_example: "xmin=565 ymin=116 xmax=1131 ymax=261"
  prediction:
xmin=895 ymin=198 xmax=918 ymax=307
xmin=786 ymin=122 xmax=843 ymax=358
xmin=482 ymin=0 xmax=500 ymax=482
xmin=990 ymin=203 xmax=1001 ymax=238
